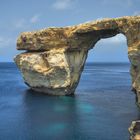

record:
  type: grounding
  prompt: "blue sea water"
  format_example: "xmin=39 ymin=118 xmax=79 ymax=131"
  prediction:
xmin=0 ymin=62 xmax=139 ymax=140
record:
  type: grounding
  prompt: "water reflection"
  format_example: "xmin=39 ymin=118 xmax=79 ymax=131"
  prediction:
xmin=23 ymin=88 xmax=140 ymax=140
xmin=24 ymin=90 xmax=79 ymax=139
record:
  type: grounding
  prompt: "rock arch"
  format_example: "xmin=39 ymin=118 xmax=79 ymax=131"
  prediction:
xmin=15 ymin=16 xmax=140 ymax=107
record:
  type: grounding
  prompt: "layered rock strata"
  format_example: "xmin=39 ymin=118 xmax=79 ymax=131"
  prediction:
xmin=15 ymin=16 xmax=140 ymax=98
xmin=14 ymin=15 xmax=140 ymax=140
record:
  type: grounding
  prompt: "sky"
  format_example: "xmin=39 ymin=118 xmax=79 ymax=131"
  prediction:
xmin=0 ymin=0 xmax=140 ymax=62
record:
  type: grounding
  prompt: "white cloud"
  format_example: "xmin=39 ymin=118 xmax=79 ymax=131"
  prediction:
xmin=102 ymin=0 xmax=133 ymax=7
xmin=127 ymin=0 xmax=133 ymax=7
xmin=96 ymin=17 xmax=103 ymax=21
xmin=14 ymin=14 xmax=40 ymax=29
xmin=52 ymin=0 xmax=75 ymax=10
xmin=0 ymin=37 xmax=16 ymax=48
xmin=30 ymin=15 xmax=40 ymax=23
xmin=133 ymin=11 xmax=140 ymax=16
xmin=99 ymin=34 xmax=126 ymax=45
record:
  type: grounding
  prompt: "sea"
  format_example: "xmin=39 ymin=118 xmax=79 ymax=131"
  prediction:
xmin=0 ymin=62 xmax=139 ymax=140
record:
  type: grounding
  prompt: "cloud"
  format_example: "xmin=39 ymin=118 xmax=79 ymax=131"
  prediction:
xmin=133 ymin=11 xmax=140 ymax=16
xmin=127 ymin=0 xmax=133 ymax=7
xmin=102 ymin=0 xmax=133 ymax=7
xmin=14 ymin=14 xmax=40 ymax=29
xmin=96 ymin=17 xmax=103 ymax=21
xmin=52 ymin=0 xmax=75 ymax=10
xmin=99 ymin=34 xmax=126 ymax=45
xmin=30 ymin=15 xmax=40 ymax=23
xmin=0 ymin=37 xmax=16 ymax=48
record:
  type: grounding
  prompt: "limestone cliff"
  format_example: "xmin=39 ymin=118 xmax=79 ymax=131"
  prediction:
xmin=15 ymin=15 xmax=140 ymax=140
xmin=129 ymin=121 xmax=140 ymax=140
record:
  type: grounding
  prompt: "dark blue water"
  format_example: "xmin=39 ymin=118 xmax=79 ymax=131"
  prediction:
xmin=0 ymin=62 xmax=139 ymax=140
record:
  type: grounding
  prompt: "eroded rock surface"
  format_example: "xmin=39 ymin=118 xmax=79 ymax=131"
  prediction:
xmin=15 ymin=49 xmax=87 ymax=95
xmin=15 ymin=16 xmax=140 ymax=98
xmin=129 ymin=121 xmax=140 ymax=140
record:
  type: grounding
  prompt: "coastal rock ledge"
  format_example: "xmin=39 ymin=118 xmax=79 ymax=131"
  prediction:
xmin=15 ymin=16 xmax=140 ymax=97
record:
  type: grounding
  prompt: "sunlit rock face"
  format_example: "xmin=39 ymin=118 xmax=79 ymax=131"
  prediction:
xmin=15 ymin=49 xmax=87 ymax=95
xmin=15 ymin=16 xmax=140 ymax=100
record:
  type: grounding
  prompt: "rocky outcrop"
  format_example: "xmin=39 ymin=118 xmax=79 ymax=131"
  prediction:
xmin=129 ymin=121 xmax=140 ymax=140
xmin=14 ymin=16 xmax=140 ymax=96
xmin=14 ymin=15 xmax=140 ymax=140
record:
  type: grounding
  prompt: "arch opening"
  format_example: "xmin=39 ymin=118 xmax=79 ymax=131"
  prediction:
xmin=76 ymin=34 xmax=140 ymax=140
xmin=87 ymin=33 xmax=128 ymax=63
xmin=77 ymin=33 xmax=130 ymax=91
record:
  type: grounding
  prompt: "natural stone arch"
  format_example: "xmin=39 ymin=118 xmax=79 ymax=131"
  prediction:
xmin=15 ymin=16 xmax=140 ymax=107
xmin=84 ymin=33 xmax=128 ymax=64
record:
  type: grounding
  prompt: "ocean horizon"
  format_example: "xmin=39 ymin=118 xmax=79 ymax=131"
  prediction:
xmin=0 ymin=62 xmax=139 ymax=140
